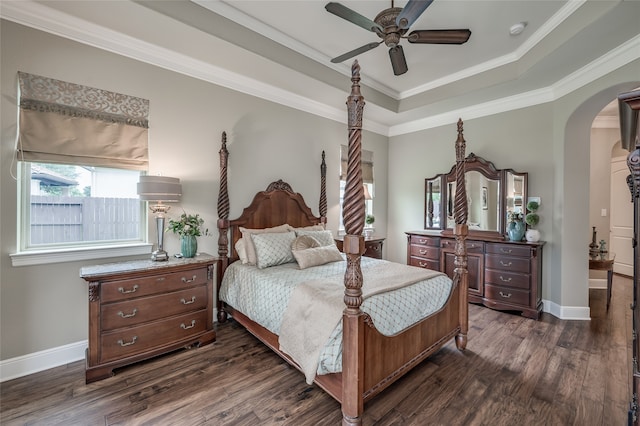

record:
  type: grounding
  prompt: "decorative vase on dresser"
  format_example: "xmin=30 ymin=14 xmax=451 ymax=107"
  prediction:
xmin=507 ymin=220 xmax=526 ymax=242
xmin=181 ymin=235 xmax=198 ymax=258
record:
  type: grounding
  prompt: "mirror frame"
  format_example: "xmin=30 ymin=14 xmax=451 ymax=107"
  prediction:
xmin=425 ymin=153 xmax=528 ymax=240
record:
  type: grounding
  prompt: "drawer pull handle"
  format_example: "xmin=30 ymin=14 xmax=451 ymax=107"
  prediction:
xmin=118 ymin=284 xmax=139 ymax=294
xmin=469 ymin=244 xmax=476 ymax=248
xmin=419 ymin=261 xmax=427 ymax=268
xmin=500 ymin=248 xmax=513 ymax=254
xmin=499 ymin=292 xmax=512 ymax=298
xmin=181 ymin=296 xmax=196 ymax=305
xmin=181 ymin=320 xmax=196 ymax=330
xmin=419 ymin=249 xmax=427 ymax=255
xmin=500 ymin=261 xmax=513 ymax=267
xmin=117 ymin=336 xmax=137 ymax=347
xmin=117 ymin=308 xmax=138 ymax=318
xmin=181 ymin=275 xmax=197 ymax=283
xmin=419 ymin=239 xmax=427 ymax=244
xmin=499 ymin=276 xmax=512 ymax=283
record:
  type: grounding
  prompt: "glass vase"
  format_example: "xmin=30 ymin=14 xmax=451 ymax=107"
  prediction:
xmin=507 ymin=220 xmax=525 ymax=242
xmin=181 ymin=235 xmax=197 ymax=258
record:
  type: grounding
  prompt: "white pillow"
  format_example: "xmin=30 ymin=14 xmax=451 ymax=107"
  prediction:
xmin=240 ymin=224 xmax=292 ymax=265
xmin=292 ymin=245 xmax=343 ymax=269
xmin=235 ymin=238 xmax=248 ymax=264
xmin=294 ymin=229 xmax=335 ymax=247
xmin=292 ymin=224 xmax=325 ymax=231
xmin=251 ymin=231 xmax=297 ymax=269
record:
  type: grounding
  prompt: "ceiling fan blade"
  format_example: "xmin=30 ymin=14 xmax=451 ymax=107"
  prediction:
xmin=407 ymin=29 xmax=472 ymax=44
xmin=389 ymin=45 xmax=408 ymax=76
xmin=331 ymin=42 xmax=383 ymax=63
xmin=396 ymin=0 xmax=434 ymax=30
xmin=325 ymin=2 xmax=383 ymax=33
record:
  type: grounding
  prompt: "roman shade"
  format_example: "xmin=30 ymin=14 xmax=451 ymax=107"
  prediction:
xmin=340 ymin=144 xmax=374 ymax=183
xmin=16 ymin=72 xmax=149 ymax=170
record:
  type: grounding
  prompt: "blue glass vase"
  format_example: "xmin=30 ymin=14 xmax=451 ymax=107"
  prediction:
xmin=507 ymin=220 xmax=526 ymax=242
xmin=181 ymin=235 xmax=197 ymax=258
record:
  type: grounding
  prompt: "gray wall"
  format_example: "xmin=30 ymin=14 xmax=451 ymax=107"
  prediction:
xmin=0 ymin=20 xmax=388 ymax=360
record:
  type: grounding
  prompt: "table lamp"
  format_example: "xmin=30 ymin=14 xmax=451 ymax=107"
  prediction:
xmin=137 ymin=175 xmax=182 ymax=261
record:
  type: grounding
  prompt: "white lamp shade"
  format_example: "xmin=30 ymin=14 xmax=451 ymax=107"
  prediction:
xmin=137 ymin=176 xmax=182 ymax=202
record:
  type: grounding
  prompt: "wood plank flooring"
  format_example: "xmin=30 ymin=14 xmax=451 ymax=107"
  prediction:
xmin=1 ymin=275 xmax=633 ymax=425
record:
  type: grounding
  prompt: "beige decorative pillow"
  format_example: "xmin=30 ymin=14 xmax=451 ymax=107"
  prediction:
xmin=240 ymin=224 xmax=292 ymax=265
xmin=292 ymin=224 xmax=325 ymax=231
xmin=292 ymin=245 xmax=344 ymax=269
xmin=251 ymin=231 xmax=297 ymax=269
xmin=294 ymin=229 xmax=335 ymax=247
xmin=291 ymin=235 xmax=321 ymax=251
xmin=235 ymin=238 xmax=248 ymax=264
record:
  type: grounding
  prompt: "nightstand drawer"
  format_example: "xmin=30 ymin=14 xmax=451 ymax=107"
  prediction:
xmin=101 ymin=285 xmax=208 ymax=331
xmin=100 ymin=310 xmax=209 ymax=363
xmin=364 ymin=241 xmax=383 ymax=259
xmin=101 ymin=267 xmax=208 ymax=303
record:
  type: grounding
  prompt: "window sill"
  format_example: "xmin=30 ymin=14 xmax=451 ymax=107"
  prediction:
xmin=10 ymin=244 xmax=153 ymax=267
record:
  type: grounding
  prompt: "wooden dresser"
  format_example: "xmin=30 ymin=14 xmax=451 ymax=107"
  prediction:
xmin=80 ymin=253 xmax=217 ymax=383
xmin=335 ymin=235 xmax=385 ymax=259
xmin=407 ymin=231 xmax=544 ymax=319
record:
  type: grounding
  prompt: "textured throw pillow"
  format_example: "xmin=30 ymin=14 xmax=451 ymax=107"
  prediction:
xmin=240 ymin=224 xmax=292 ymax=265
xmin=291 ymin=235 xmax=321 ymax=251
xmin=292 ymin=224 xmax=325 ymax=231
xmin=294 ymin=229 xmax=335 ymax=247
xmin=251 ymin=231 xmax=297 ymax=269
xmin=292 ymin=245 xmax=344 ymax=269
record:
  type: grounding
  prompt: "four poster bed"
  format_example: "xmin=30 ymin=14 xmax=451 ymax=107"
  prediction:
xmin=216 ymin=61 xmax=470 ymax=425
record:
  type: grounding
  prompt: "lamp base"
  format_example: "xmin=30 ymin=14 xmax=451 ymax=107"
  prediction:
xmin=151 ymin=249 xmax=169 ymax=262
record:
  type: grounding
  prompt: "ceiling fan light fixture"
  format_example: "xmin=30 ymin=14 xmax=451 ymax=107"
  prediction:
xmin=509 ymin=21 xmax=527 ymax=36
xmin=389 ymin=45 xmax=408 ymax=76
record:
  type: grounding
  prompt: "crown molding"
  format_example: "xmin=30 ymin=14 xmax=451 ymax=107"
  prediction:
xmin=1 ymin=0 xmax=637 ymax=138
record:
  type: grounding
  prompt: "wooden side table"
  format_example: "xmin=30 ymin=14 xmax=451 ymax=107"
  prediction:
xmin=589 ymin=252 xmax=616 ymax=310
xmin=335 ymin=235 xmax=385 ymax=259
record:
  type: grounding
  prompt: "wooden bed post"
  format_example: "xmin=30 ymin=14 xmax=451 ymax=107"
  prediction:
xmin=341 ymin=60 xmax=366 ymax=426
xmin=217 ymin=131 xmax=230 ymax=323
xmin=453 ymin=119 xmax=469 ymax=349
xmin=320 ymin=150 xmax=328 ymax=228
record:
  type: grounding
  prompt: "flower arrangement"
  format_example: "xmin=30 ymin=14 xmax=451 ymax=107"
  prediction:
xmin=167 ymin=212 xmax=209 ymax=237
xmin=365 ymin=214 xmax=375 ymax=226
xmin=508 ymin=211 xmax=523 ymax=223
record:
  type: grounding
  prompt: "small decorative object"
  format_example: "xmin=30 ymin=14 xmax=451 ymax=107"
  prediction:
xmin=364 ymin=214 xmax=375 ymax=238
xmin=599 ymin=239 xmax=608 ymax=253
xmin=507 ymin=211 xmax=525 ymax=242
xmin=524 ymin=200 xmax=540 ymax=242
xmin=167 ymin=212 xmax=209 ymax=258
xmin=589 ymin=226 xmax=599 ymax=255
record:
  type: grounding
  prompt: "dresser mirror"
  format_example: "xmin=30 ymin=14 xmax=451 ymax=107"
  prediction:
xmin=425 ymin=153 xmax=528 ymax=239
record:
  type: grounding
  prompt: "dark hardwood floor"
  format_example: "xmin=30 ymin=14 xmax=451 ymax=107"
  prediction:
xmin=1 ymin=275 xmax=632 ymax=425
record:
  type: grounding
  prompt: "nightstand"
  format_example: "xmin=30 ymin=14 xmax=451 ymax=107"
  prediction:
xmin=80 ymin=253 xmax=217 ymax=383
xmin=334 ymin=236 xmax=385 ymax=259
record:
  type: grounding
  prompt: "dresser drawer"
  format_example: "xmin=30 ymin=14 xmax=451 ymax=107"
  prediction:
xmin=100 ymin=310 xmax=209 ymax=363
xmin=101 ymin=285 xmax=208 ymax=331
xmin=410 ymin=257 xmax=440 ymax=271
xmin=441 ymin=239 xmax=484 ymax=254
xmin=101 ymin=267 xmax=208 ymax=303
xmin=410 ymin=245 xmax=440 ymax=259
xmin=485 ymin=254 xmax=530 ymax=274
xmin=409 ymin=235 xmax=439 ymax=247
xmin=484 ymin=269 xmax=530 ymax=290
xmin=486 ymin=243 xmax=531 ymax=258
xmin=484 ymin=284 xmax=530 ymax=306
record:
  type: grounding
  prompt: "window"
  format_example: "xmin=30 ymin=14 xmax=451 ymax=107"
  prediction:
xmin=19 ymin=162 xmax=144 ymax=249
xmin=11 ymin=72 xmax=150 ymax=266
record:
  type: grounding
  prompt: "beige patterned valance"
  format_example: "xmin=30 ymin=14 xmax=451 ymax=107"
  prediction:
xmin=17 ymin=72 xmax=149 ymax=170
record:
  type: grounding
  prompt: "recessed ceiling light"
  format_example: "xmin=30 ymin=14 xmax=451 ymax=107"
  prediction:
xmin=509 ymin=22 xmax=527 ymax=36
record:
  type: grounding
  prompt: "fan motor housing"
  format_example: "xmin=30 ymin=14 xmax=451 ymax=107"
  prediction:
xmin=374 ymin=7 xmax=407 ymax=47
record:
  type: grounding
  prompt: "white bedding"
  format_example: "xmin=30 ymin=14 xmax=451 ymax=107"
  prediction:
xmin=219 ymin=255 xmax=453 ymax=378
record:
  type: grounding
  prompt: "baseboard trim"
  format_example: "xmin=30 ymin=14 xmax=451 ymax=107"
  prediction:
xmin=0 ymin=340 xmax=87 ymax=383
xmin=542 ymin=299 xmax=591 ymax=320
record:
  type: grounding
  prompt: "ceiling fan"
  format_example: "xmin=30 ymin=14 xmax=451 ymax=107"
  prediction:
xmin=325 ymin=0 xmax=471 ymax=75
